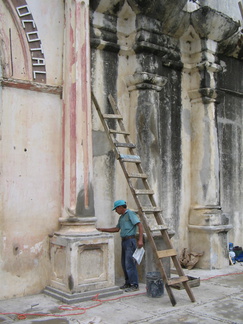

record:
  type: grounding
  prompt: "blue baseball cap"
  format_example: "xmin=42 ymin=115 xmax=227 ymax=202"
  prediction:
xmin=112 ymin=200 xmax=126 ymax=210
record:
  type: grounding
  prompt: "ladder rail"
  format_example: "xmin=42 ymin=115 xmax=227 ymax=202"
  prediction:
xmin=108 ymin=94 xmax=135 ymax=152
xmin=109 ymin=91 xmax=162 ymax=207
xmin=91 ymin=92 xmax=120 ymax=159
xmin=92 ymin=92 xmax=196 ymax=306
xmin=119 ymin=159 xmax=163 ymax=221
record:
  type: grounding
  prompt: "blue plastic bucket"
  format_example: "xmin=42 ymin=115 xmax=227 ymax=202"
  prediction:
xmin=146 ymin=272 xmax=164 ymax=298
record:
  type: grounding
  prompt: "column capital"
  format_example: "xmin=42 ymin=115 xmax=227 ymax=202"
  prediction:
xmin=196 ymin=61 xmax=222 ymax=73
xmin=125 ymin=72 xmax=167 ymax=92
xmin=188 ymin=88 xmax=218 ymax=104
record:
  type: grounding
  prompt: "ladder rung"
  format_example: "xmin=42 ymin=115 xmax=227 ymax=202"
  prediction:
xmin=134 ymin=189 xmax=154 ymax=195
xmin=110 ymin=129 xmax=130 ymax=135
xmin=141 ymin=207 xmax=161 ymax=212
xmin=103 ymin=114 xmax=123 ymax=119
xmin=120 ymin=154 xmax=141 ymax=162
xmin=127 ymin=173 xmax=147 ymax=179
xmin=167 ymin=276 xmax=188 ymax=286
xmin=115 ymin=143 xmax=136 ymax=148
xmin=157 ymin=249 xmax=177 ymax=258
xmin=149 ymin=225 xmax=168 ymax=231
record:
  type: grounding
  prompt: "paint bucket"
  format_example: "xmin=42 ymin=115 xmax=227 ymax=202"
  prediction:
xmin=146 ymin=272 xmax=164 ymax=298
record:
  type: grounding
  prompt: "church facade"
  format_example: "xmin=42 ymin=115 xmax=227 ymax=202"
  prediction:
xmin=0 ymin=0 xmax=242 ymax=300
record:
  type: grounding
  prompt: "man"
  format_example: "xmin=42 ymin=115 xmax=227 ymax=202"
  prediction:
xmin=96 ymin=199 xmax=143 ymax=292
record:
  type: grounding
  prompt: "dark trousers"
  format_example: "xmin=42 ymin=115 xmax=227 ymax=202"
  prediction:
xmin=121 ymin=238 xmax=138 ymax=286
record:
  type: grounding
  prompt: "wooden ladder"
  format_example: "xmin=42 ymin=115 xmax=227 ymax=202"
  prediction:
xmin=91 ymin=92 xmax=196 ymax=306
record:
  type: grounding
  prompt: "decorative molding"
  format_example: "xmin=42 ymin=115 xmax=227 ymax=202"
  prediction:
xmin=90 ymin=38 xmax=120 ymax=53
xmin=188 ymin=224 xmax=232 ymax=233
xmin=218 ymin=30 xmax=243 ymax=60
xmin=133 ymin=24 xmax=182 ymax=68
xmin=188 ymin=88 xmax=218 ymax=104
xmin=3 ymin=0 xmax=46 ymax=83
xmin=191 ymin=6 xmax=239 ymax=42
xmin=0 ymin=77 xmax=62 ymax=95
xmin=196 ymin=61 xmax=222 ymax=73
xmin=127 ymin=0 xmax=189 ymax=38
xmin=125 ymin=72 xmax=167 ymax=91
xmin=90 ymin=11 xmax=120 ymax=53
xmin=134 ymin=40 xmax=182 ymax=68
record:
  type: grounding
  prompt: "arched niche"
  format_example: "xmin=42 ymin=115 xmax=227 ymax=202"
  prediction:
xmin=0 ymin=0 xmax=46 ymax=83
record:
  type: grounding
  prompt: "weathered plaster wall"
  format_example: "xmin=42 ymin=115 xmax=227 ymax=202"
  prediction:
xmin=91 ymin=8 xmax=130 ymax=278
xmin=0 ymin=0 xmax=64 ymax=299
xmin=0 ymin=87 xmax=62 ymax=299
xmin=217 ymin=55 xmax=243 ymax=247
xmin=91 ymin=13 xmax=119 ymax=216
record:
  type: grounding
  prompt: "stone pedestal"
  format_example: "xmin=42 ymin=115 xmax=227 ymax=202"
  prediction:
xmin=189 ymin=207 xmax=232 ymax=269
xmin=44 ymin=217 xmax=122 ymax=303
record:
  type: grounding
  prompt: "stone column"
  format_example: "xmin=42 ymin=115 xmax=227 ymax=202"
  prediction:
xmin=181 ymin=6 xmax=239 ymax=268
xmin=188 ymin=49 xmax=232 ymax=268
xmin=44 ymin=0 xmax=120 ymax=302
xmin=62 ymin=0 xmax=94 ymax=218
xmin=126 ymin=72 xmax=173 ymax=281
xmin=188 ymin=39 xmax=221 ymax=208
xmin=126 ymin=72 xmax=167 ymax=205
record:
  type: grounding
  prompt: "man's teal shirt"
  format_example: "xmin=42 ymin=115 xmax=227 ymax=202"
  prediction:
xmin=116 ymin=209 xmax=140 ymax=237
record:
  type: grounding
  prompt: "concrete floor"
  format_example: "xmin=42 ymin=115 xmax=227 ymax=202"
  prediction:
xmin=0 ymin=263 xmax=243 ymax=324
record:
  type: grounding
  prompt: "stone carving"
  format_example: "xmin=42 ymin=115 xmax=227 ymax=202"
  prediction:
xmin=125 ymin=72 xmax=167 ymax=91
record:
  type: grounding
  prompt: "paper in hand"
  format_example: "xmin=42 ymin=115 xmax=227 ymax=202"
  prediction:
xmin=132 ymin=247 xmax=145 ymax=265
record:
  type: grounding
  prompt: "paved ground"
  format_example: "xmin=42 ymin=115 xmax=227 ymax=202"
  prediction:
xmin=0 ymin=263 xmax=243 ymax=324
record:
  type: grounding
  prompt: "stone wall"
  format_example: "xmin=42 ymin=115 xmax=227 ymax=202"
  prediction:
xmin=217 ymin=55 xmax=243 ymax=246
xmin=0 ymin=0 xmax=63 ymax=299
xmin=90 ymin=0 xmax=243 ymax=272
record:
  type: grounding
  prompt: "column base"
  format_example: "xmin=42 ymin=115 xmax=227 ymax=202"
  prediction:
xmin=43 ymin=285 xmax=122 ymax=304
xmin=46 ymin=217 xmax=120 ymax=301
xmin=189 ymin=207 xmax=232 ymax=269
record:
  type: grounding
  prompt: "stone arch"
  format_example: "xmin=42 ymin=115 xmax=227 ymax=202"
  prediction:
xmin=0 ymin=28 xmax=11 ymax=78
xmin=1 ymin=0 xmax=32 ymax=79
xmin=0 ymin=0 xmax=46 ymax=82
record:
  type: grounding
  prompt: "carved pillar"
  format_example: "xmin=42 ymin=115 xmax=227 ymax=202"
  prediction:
xmin=124 ymin=12 xmax=182 ymax=278
xmin=126 ymin=72 xmax=174 ymax=280
xmin=45 ymin=0 xmax=120 ymax=302
xmin=62 ymin=0 xmax=94 ymax=219
xmin=188 ymin=39 xmax=221 ymax=208
xmin=126 ymin=72 xmax=167 ymax=205
xmin=181 ymin=12 xmax=237 ymax=268
xmin=188 ymin=46 xmax=232 ymax=268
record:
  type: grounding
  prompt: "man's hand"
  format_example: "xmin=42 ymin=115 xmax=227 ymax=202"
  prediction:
xmin=137 ymin=222 xmax=144 ymax=248
xmin=137 ymin=239 xmax=143 ymax=249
